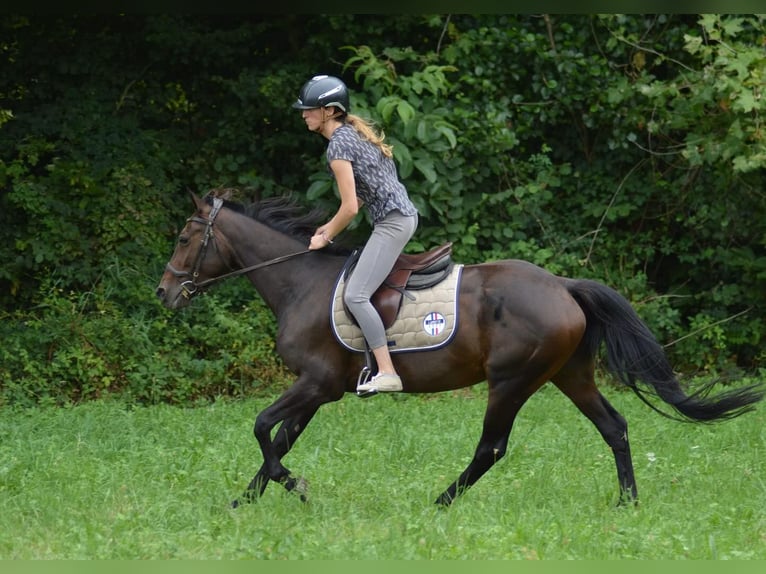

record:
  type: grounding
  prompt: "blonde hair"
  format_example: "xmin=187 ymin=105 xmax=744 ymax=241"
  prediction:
xmin=345 ymin=113 xmax=394 ymax=158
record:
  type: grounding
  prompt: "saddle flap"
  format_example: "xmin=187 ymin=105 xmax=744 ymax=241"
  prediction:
xmin=371 ymin=287 xmax=401 ymax=330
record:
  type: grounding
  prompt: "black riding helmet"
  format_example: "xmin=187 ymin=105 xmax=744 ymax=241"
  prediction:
xmin=292 ymin=75 xmax=349 ymax=113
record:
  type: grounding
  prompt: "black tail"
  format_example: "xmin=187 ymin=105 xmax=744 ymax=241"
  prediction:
xmin=565 ymin=278 xmax=765 ymax=422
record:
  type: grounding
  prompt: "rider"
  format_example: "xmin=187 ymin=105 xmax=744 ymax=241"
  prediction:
xmin=293 ymin=74 xmax=418 ymax=393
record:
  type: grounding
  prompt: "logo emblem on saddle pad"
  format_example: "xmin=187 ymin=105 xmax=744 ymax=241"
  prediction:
xmin=330 ymin=265 xmax=463 ymax=353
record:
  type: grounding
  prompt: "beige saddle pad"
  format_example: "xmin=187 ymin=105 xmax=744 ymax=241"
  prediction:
xmin=330 ymin=264 xmax=463 ymax=353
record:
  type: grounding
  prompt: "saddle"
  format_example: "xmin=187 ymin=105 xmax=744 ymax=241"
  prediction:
xmin=345 ymin=242 xmax=454 ymax=329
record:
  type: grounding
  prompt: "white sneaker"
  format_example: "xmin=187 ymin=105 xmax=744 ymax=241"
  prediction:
xmin=357 ymin=372 xmax=403 ymax=393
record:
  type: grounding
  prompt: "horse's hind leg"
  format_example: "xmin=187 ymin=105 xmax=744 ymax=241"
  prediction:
xmin=434 ymin=380 xmax=536 ymax=506
xmin=552 ymin=360 xmax=638 ymax=504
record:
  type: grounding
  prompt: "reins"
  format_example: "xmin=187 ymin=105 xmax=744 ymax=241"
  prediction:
xmin=165 ymin=196 xmax=311 ymax=299
xmin=194 ymin=249 xmax=312 ymax=289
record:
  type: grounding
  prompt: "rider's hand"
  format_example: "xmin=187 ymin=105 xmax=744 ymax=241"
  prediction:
xmin=309 ymin=232 xmax=332 ymax=250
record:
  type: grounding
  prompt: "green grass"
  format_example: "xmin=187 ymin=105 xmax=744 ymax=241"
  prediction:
xmin=1 ymin=383 xmax=764 ymax=559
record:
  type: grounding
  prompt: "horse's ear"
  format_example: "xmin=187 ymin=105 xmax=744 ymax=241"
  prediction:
xmin=187 ymin=189 xmax=205 ymax=210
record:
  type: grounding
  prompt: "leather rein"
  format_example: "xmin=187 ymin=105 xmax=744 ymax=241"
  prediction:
xmin=164 ymin=197 xmax=310 ymax=299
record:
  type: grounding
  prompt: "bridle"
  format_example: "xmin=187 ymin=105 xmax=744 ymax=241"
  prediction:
xmin=164 ymin=197 xmax=310 ymax=299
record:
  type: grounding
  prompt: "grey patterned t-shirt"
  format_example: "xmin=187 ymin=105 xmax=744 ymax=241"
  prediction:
xmin=326 ymin=124 xmax=417 ymax=224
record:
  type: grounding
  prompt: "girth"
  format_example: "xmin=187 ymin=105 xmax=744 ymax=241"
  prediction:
xmin=345 ymin=242 xmax=454 ymax=329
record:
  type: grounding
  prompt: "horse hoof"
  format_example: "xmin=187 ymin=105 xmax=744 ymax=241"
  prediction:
xmin=231 ymin=489 xmax=258 ymax=508
xmin=292 ymin=476 xmax=309 ymax=502
xmin=283 ymin=475 xmax=309 ymax=502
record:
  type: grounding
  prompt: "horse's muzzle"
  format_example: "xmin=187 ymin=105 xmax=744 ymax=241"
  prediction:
xmin=155 ymin=282 xmax=192 ymax=310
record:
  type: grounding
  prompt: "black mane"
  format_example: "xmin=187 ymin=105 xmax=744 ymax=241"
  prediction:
xmin=203 ymin=189 xmax=349 ymax=253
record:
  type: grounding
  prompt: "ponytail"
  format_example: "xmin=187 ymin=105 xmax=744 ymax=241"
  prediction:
xmin=345 ymin=113 xmax=394 ymax=158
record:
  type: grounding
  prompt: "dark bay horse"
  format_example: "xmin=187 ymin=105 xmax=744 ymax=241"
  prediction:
xmin=156 ymin=190 xmax=765 ymax=507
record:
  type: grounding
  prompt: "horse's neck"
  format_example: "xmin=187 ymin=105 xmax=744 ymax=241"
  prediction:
xmin=226 ymin=218 xmax=330 ymax=315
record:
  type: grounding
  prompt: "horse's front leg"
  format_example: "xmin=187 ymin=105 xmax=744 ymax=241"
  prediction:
xmin=234 ymin=381 xmax=328 ymax=505
xmin=232 ymin=413 xmax=315 ymax=507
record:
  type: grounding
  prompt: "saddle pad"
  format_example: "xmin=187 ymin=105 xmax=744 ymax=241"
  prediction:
xmin=330 ymin=264 xmax=463 ymax=353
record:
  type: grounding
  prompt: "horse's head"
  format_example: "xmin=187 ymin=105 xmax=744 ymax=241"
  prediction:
xmin=156 ymin=192 xmax=234 ymax=309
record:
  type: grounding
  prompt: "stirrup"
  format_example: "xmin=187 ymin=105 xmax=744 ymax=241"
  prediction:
xmin=356 ymin=365 xmax=378 ymax=398
xmin=356 ymin=341 xmax=378 ymax=399
xmin=355 ymin=344 xmax=378 ymax=398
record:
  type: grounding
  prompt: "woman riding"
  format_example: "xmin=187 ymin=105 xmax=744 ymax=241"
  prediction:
xmin=293 ymin=74 xmax=418 ymax=393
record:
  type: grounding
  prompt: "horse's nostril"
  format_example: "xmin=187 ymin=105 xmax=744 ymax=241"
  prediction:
xmin=156 ymin=287 xmax=165 ymax=300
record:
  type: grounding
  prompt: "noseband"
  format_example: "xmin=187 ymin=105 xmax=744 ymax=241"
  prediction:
xmin=164 ymin=197 xmax=310 ymax=299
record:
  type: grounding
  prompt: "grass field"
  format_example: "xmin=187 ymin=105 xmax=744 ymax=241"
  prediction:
xmin=1 ymin=383 xmax=764 ymax=559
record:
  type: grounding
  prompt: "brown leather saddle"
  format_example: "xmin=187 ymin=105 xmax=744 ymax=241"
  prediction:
xmin=343 ymin=242 xmax=454 ymax=329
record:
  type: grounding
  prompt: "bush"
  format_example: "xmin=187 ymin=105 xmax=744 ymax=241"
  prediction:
xmin=0 ymin=258 xmax=291 ymax=407
xmin=1 ymin=15 xmax=764 ymax=406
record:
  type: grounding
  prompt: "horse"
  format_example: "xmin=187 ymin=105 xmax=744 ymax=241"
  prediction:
xmin=156 ymin=189 xmax=765 ymax=507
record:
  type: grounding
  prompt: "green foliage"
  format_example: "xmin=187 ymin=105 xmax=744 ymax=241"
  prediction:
xmin=632 ymin=14 xmax=766 ymax=173
xmin=1 ymin=14 xmax=765 ymax=405
xmin=0 ymin=259 xmax=290 ymax=407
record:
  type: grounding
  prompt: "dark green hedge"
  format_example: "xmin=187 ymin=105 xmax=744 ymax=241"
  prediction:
xmin=1 ymin=14 xmax=764 ymax=405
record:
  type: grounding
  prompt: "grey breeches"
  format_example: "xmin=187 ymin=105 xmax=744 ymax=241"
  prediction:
xmin=343 ymin=210 xmax=418 ymax=350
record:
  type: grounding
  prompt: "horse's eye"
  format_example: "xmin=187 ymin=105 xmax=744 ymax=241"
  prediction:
xmin=178 ymin=235 xmax=190 ymax=246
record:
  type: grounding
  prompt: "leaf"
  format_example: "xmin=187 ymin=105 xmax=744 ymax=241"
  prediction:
xmin=732 ymin=89 xmax=756 ymax=113
xmin=733 ymin=151 xmax=766 ymax=173
xmin=392 ymin=140 xmax=413 ymax=179
xmin=721 ymin=17 xmax=745 ymax=37
xmin=416 ymin=119 xmax=428 ymax=143
xmin=376 ymin=96 xmax=400 ymax=124
xmin=414 ymin=158 xmax=437 ymax=183
xmin=434 ymin=124 xmax=457 ymax=148
xmin=396 ymin=100 xmax=416 ymax=125
xmin=306 ymin=179 xmax=331 ymax=200
xmin=684 ymin=34 xmax=703 ymax=55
